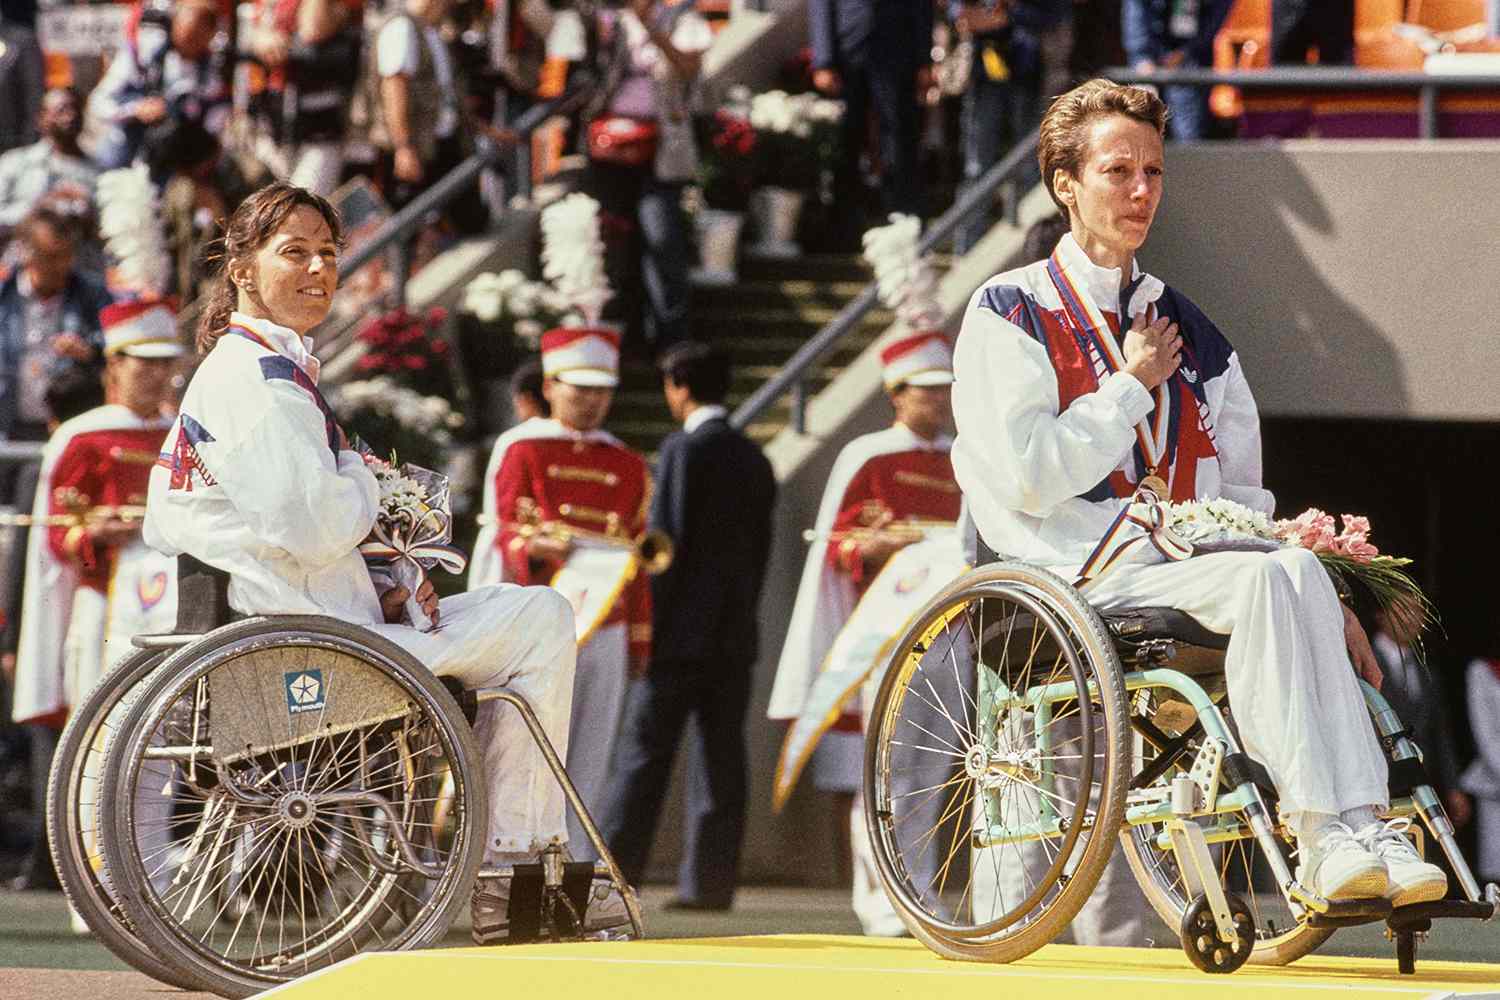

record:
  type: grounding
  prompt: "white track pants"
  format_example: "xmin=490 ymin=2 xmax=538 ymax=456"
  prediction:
xmin=370 ymin=584 xmax=577 ymax=855
xmin=1087 ymin=547 xmax=1388 ymax=817
xmin=562 ymin=622 xmax=629 ymax=860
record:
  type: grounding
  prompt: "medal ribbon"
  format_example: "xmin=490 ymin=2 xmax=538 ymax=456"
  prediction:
xmin=1075 ymin=487 xmax=1193 ymax=589
xmin=1047 ymin=253 xmax=1172 ymax=489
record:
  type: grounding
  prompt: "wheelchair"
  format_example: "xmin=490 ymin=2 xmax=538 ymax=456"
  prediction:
xmin=864 ymin=561 xmax=1499 ymax=975
xmin=47 ymin=556 xmax=643 ymax=999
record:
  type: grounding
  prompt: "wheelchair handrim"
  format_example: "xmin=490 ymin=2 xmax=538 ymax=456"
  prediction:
xmin=866 ymin=580 xmax=1104 ymax=940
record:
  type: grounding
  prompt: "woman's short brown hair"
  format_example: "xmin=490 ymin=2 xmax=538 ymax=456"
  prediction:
xmin=1038 ymin=79 xmax=1169 ymax=216
xmin=195 ymin=182 xmax=343 ymax=354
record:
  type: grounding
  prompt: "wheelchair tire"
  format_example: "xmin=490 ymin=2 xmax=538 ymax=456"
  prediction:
xmin=45 ymin=646 xmax=208 ymax=992
xmin=1118 ymin=696 xmax=1334 ymax=967
xmin=864 ymin=563 xmax=1131 ymax=963
xmin=100 ymin=616 xmax=488 ymax=999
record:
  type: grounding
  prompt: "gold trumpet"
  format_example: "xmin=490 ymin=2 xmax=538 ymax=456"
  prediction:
xmin=801 ymin=517 xmax=954 ymax=546
xmin=0 ymin=504 xmax=148 ymax=528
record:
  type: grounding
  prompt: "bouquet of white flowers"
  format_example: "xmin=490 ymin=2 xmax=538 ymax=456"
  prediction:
xmin=460 ymin=268 xmax=577 ymax=350
xmin=330 ymin=378 xmax=464 ymax=473
xmin=357 ymin=450 xmax=467 ymax=631
xmin=744 ymin=88 xmax=843 ymax=191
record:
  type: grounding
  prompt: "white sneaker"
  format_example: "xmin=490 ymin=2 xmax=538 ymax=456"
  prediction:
xmin=1296 ymin=822 xmax=1388 ymax=900
xmin=1359 ymin=819 xmax=1448 ymax=907
xmin=582 ymin=878 xmax=631 ymax=935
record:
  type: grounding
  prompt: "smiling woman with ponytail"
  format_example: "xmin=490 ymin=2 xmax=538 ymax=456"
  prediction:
xmin=194 ymin=181 xmax=344 ymax=355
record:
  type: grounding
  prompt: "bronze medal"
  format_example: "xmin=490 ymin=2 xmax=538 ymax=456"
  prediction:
xmin=1139 ymin=475 xmax=1168 ymax=498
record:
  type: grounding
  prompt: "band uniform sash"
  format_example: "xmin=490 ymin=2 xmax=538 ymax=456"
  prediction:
xmin=549 ymin=544 xmax=637 ymax=646
xmin=771 ymin=527 xmax=968 ymax=812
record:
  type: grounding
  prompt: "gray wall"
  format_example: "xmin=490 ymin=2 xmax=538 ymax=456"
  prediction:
xmin=1143 ymin=142 xmax=1500 ymax=422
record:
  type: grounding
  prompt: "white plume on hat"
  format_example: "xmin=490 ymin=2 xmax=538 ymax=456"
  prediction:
xmin=539 ymin=192 xmax=612 ymax=327
xmin=96 ymin=164 xmax=170 ymax=297
xmin=861 ymin=213 xmax=943 ymax=332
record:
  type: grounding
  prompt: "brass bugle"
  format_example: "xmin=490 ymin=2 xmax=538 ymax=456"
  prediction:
xmin=491 ymin=518 xmax=675 ymax=575
xmin=800 ymin=518 xmax=956 ymax=545
xmin=0 ymin=504 xmax=148 ymax=528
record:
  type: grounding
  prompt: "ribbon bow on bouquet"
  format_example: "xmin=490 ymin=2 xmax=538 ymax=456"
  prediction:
xmin=357 ymin=450 xmax=468 ymax=631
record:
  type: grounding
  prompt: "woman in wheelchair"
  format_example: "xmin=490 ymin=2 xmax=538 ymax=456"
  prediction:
xmin=142 ymin=182 xmax=604 ymax=946
xmin=949 ymin=81 xmax=1447 ymax=909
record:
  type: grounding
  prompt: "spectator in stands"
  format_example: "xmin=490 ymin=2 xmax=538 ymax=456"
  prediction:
xmin=0 ymin=89 xmax=100 ymax=238
xmin=509 ymin=356 xmax=549 ymax=422
xmin=1372 ymin=604 xmax=1472 ymax=827
xmin=85 ymin=0 xmax=232 ymax=171
xmin=375 ymin=0 xmax=468 ymax=206
xmin=0 ymin=208 xmax=109 ymax=450
xmin=1122 ymin=0 xmax=1234 ymax=140
xmin=810 ymin=0 xmax=932 ymax=231
xmin=0 ymin=207 xmax=109 ymax=740
xmin=601 ymin=342 xmax=776 ymax=912
xmin=248 ymin=0 xmax=365 ymax=196
xmin=1069 ymin=0 xmax=1126 ymax=81
xmin=1272 ymin=0 xmax=1355 ymax=66
xmin=0 ymin=14 xmax=43 ymax=156
xmin=1019 ymin=210 xmax=1069 ymax=261
xmin=1461 ymin=655 xmax=1500 ymax=884
xmin=951 ymin=1 xmax=1065 ymax=252
xmin=581 ymin=0 xmax=712 ymax=352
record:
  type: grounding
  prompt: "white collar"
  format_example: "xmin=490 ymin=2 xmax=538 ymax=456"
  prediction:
xmin=546 ymin=417 xmax=615 ymax=444
xmin=892 ymin=421 xmax=952 ymax=452
xmin=228 ymin=310 xmax=321 ymax=382
xmin=684 ymin=404 xmax=727 ymax=434
xmin=1055 ymin=232 xmax=1144 ymax=312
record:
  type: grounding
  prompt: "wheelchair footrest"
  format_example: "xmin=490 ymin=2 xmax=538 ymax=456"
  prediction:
xmin=1387 ymin=898 xmax=1496 ymax=932
xmin=506 ymin=861 xmax=596 ymax=942
xmin=1305 ymin=898 xmax=1393 ymax=928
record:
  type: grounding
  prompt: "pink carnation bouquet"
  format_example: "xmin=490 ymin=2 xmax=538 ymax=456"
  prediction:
xmin=1274 ymin=508 xmax=1437 ymax=664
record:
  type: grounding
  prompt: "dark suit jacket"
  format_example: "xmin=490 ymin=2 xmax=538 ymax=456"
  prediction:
xmin=649 ymin=415 xmax=776 ymax=668
xmin=808 ymin=0 xmax=933 ymax=72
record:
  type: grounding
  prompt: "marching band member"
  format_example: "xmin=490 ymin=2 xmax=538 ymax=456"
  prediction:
xmin=8 ymin=299 xmax=181 ymax=907
xmin=144 ymin=182 xmax=587 ymax=945
xmin=11 ymin=299 xmax=182 ymax=735
xmin=953 ymin=80 xmax=1446 ymax=913
xmin=769 ymin=328 xmax=961 ymax=936
xmin=491 ymin=326 xmax=651 ymax=863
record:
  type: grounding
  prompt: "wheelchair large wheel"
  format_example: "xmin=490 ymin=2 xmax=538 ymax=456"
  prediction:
xmin=45 ymin=645 xmax=206 ymax=991
xmin=100 ymin=617 xmax=487 ymax=998
xmin=1118 ymin=693 xmax=1333 ymax=966
xmin=865 ymin=563 xmax=1131 ymax=962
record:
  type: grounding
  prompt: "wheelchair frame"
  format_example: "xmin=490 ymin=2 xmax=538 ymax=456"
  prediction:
xmin=864 ymin=562 xmax=1499 ymax=975
xmin=49 ymin=556 xmax=643 ymax=999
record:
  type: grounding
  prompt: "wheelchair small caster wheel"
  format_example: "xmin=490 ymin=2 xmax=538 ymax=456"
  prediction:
xmin=1180 ymin=892 xmax=1254 ymax=974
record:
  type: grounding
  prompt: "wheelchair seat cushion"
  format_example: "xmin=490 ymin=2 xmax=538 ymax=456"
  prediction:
xmin=1102 ymin=607 xmax=1230 ymax=651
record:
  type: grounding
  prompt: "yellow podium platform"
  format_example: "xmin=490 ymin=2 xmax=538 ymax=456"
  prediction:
xmin=260 ymin=935 xmax=1500 ymax=1000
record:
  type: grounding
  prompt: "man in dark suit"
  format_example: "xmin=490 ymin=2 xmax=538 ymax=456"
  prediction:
xmin=809 ymin=0 xmax=932 ymax=230
xmin=599 ymin=341 xmax=776 ymax=909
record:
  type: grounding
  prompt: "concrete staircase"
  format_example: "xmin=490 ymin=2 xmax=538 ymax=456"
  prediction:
xmin=605 ymin=254 xmax=894 ymax=458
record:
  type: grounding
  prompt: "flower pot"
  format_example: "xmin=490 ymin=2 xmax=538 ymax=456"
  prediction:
xmin=748 ymin=186 xmax=805 ymax=258
xmin=693 ymin=209 xmax=746 ymax=287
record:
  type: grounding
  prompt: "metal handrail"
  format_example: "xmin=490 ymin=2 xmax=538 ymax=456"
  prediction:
xmin=729 ymin=127 xmax=1041 ymax=433
xmin=1106 ymin=66 xmax=1500 ymax=139
xmin=178 ymin=80 xmax=594 ymax=345
xmin=335 ymin=81 xmax=594 ymax=282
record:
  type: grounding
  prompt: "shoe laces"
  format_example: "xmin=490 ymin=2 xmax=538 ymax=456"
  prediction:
xmin=1358 ymin=818 xmax=1422 ymax=862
